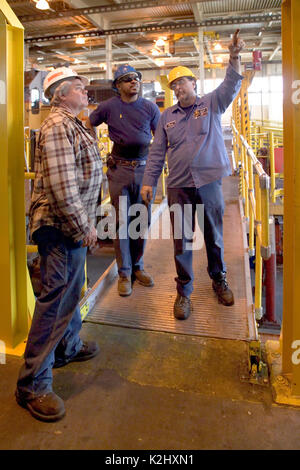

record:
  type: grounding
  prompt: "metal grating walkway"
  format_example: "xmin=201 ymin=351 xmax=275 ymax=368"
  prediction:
xmin=85 ymin=177 xmax=256 ymax=341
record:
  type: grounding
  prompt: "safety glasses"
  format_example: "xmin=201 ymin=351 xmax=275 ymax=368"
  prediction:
xmin=118 ymin=75 xmax=140 ymax=84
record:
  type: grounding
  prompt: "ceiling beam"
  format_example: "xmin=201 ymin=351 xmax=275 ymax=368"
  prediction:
xmin=268 ymin=42 xmax=281 ymax=61
xmin=24 ymin=12 xmax=281 ymax=43
xmin=18 ymin=0 xmax=221 ymax=23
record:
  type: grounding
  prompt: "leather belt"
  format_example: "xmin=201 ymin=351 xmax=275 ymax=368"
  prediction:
xmin=115 ymin=158 xmax=146 ymax=168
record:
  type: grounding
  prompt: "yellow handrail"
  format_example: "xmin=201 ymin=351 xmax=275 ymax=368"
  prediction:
xmin=232 ymin=120 xmax=271 ymax=320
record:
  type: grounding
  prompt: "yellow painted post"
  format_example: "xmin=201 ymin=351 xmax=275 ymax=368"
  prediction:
xmin=260 ymin=179 xmax=270 ymax=255
xmin=269 ymin=132 xmax=276 ymax=203
xmin=248 ymin=153 xmax=254 ymax=256
xmin=156 ymin=75 xmax=173 ymax=110
xmin=254 ymin=174 xmax=263 ymax=320
xmin=243 ymin=146 xmax=249 ymax=220
xmin=0 ymin=1 xmax=30 ymax=353
xmin=281 ymin=0 xmax=300 ymax=396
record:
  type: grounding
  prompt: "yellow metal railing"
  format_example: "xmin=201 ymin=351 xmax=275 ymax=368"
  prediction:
xmin=250 ymin=120 xmax=284 ymax=204
xmin=232 ymin=119 xmax=271 ymax=320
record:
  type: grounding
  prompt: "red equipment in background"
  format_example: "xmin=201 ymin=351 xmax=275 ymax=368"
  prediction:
xmin=253 ymin=50 xmax=262 ymax=71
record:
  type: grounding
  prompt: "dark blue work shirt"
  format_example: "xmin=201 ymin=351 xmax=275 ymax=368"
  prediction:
xmin=143 ymin=64 xmax=243 ymax=188
xmin=89 ymin=96 xmax=160 ymax=152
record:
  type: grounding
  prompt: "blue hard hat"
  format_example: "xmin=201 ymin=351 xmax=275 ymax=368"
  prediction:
xmin=112 ymin=64 xmax=142 ymax=90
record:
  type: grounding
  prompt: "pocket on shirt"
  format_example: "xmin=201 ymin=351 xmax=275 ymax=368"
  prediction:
xmin=164 ymin=124 xmax=180 ymax=146
xmin=194 ymin=116 xmax=209 ymax=135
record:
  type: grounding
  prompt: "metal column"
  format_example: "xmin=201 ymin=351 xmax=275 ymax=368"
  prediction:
xmin=266 ymin=0 xmax=300 ymax=405
xmin=0 ymin=0 xmax=30 ymax=353
xmin=105 ymin=35 xmax=113 ymax=80
xmin=281 ymin=0 xmax=300 ymax=395
xmin=198 ymin=28 xmax=205 ymax=96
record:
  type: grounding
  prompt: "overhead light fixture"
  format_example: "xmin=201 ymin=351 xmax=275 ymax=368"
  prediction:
xmin=214 ymin=43 xmax=222 ymax=51
xmin=216 ymin=56 xmax=223 ymax=63
xmin=155 ymin=59 xmax=165 ymax=67
xmin=35 ymin=0 xmax=50 ymax=10
xmin=75 ymin=36 xmax=85 ymax=45
xmin=151 ymin=49 xmax=160 ymax=56
xmin=156 ymin=38 xmax=166 ymax=47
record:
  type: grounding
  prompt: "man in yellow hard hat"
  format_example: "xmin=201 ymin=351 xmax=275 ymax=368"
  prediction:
xmin=141 ymin=30 xmax=245 ymax=320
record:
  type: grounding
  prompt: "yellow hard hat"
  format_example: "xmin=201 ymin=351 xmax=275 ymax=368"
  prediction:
xmin=168 ymin=66 xmax=196 ymax=88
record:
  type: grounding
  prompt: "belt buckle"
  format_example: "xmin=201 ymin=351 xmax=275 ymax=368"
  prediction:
xmin=131 ymin=160 xmax=137 ymax=167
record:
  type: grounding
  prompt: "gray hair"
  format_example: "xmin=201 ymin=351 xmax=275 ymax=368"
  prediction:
xmin=50 ymin=79 xmax=74 ymax=106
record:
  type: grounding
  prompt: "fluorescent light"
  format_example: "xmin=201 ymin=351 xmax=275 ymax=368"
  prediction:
xmin=156 ymin=38 xmax=165 ymax=47
xmin=36 ymin=0 xmax=50 ymax=10
xmin=151 ymin=49 xmax=160 ymax=56
xmin=214 ymin=43 xmax=222 ymax=51
xmin=75 ymin=37 xmax=85 ymax=45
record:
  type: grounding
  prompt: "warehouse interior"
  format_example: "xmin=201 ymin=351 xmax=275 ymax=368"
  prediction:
xmin=1 ymin=0 xmax=300 ymax=451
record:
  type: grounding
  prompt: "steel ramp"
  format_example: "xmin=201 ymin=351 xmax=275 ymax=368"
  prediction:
xmin=85 ymin=176 xmax=256 ymax=341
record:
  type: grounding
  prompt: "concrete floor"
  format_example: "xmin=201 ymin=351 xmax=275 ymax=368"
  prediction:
xmin=9 ymin=137 xmax=297 ymax=450
xmin=1 ymin=322 xmax=300 ymax=450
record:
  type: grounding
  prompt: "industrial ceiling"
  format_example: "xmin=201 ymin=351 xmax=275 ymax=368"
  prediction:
xmin=8 ymin=0 xmax=282 ymax=77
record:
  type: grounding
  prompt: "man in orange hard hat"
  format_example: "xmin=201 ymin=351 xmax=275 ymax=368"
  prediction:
xmin=141 ymin=30 xmax=245 ymax=320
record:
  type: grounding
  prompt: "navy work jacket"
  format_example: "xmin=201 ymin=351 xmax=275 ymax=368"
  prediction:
xmin=142 ymin=64 xmax=243 ymax=188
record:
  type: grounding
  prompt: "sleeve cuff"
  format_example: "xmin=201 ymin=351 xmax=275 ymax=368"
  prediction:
xmin=227 ymin=62 xmax=244 ymax=81
xmin=142 ymin=175 xmax=158 ymax=187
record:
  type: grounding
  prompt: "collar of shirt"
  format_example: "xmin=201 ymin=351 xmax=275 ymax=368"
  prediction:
xmin=51 ymin=106 xmax=84 ymax=125
xmin=171 ymin=96 xmax=205 ymax=114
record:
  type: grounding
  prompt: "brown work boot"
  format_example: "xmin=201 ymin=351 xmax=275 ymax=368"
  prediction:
xmin=212 ymin=272 xmax=234 ymax=306
xmin=118 ymin=276 xmax=132 ymax=296
xmin=15 ymin=390 xmax=65 ymax=422
xmin=173 ymin=293 xmax=192 ymax=320
xmin=133 ymin=269 xmax=154 ymax=287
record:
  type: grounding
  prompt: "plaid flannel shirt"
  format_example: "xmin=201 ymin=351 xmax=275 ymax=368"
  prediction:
xmin=29 ymin=107 xmax=102 ymax=242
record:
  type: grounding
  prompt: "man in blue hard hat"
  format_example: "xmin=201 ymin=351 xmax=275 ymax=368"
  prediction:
xmin=86 ymin=65 xmax=160 ymax=296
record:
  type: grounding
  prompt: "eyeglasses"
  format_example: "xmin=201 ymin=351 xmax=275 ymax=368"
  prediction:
xmin=170 ymin=77 xmax=189 ymax=91
xmin=118 ymin=75 xmax=141 ymax=84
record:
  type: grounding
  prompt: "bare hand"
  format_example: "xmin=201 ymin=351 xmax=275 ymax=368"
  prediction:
xmin=228 ymin=29 xmax=245 ymax=55
xmin=141 ymin=185 xmax=153 ymax=207
xmin=82 ymin=226 xmax=98 ymax=248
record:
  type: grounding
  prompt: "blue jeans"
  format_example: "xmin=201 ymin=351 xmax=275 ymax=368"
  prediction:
xmin=107 ymin=164 xmax=153 ymax=278
xmin=168 ymin=181 xmax=226 ymax=298
xmin=17 ymin=226 xmax=87 ymax=400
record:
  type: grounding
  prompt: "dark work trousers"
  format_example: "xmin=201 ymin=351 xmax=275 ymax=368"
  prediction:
xmin=17 ymin=226 xmax=86 ymax=400
xmin=167 ymin=180 xmax=226 ymax=298
xmin=107 ymin=163 xmax=152 ymax=278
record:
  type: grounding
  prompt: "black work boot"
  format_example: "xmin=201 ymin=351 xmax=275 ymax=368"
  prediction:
xmin=212 ymin=272 xmax=234 ymax=306
xmin=173 ymin=294 xmax=192 ymax=320
xmin=54 ymin=341 xmax=100 ymax=368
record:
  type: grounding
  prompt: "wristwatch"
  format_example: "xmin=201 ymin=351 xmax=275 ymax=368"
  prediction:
xmin=230 ymin=55 xmax=241 ymax=60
